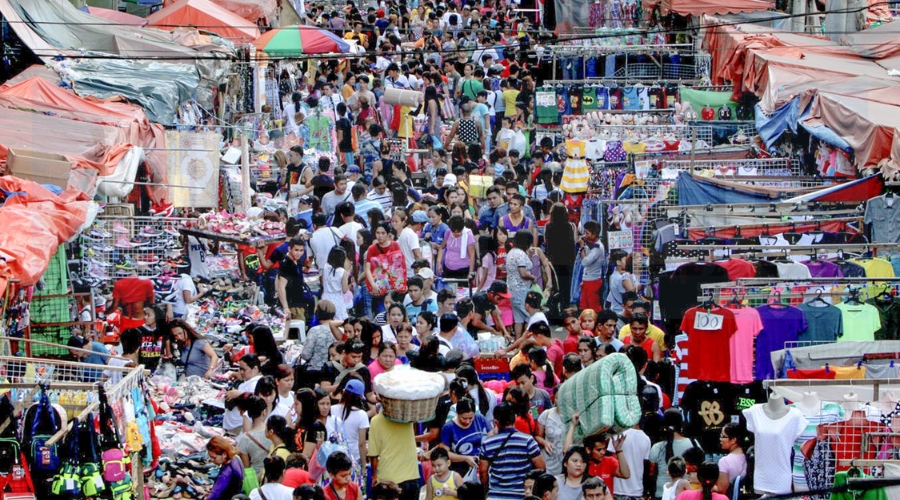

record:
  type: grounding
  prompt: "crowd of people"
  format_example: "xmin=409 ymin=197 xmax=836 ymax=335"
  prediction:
xmin=86 ymin=2 xmax=758 ymax=500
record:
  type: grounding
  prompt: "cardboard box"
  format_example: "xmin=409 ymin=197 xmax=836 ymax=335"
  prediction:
xmin=8 ymin=148 xmax=73 ymax=189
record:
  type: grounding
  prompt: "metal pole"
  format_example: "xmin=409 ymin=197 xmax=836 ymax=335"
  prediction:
xmin=99 ymin=180 xmax=206 ymax=189
xmin=241 ymin=134 xmax=251 ymax=213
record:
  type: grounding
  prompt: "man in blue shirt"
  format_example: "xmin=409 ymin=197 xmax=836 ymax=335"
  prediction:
xmin=68 ymin=335 xmax=110 ymax=382
xmin=479 ymin=403 xmax=545 ymax=500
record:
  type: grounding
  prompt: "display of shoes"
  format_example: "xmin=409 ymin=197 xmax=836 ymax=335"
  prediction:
xmin=115 ymin=235 xmax=136 ymax=249
xmin=131 ymin=235 xmax=152 ymax=246
xmin=141 ymin=226 xmax=163 ymax=237
xmin=115 ymin=257 xmax=135 ymax=271
xmin=113 ymin=221 xmax=129 ymax=234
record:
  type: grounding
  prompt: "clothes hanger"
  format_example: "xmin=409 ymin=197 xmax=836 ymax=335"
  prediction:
xmin=845 ymin=288 xmax=862 ymax=305
xmin=783 ymin=223 xmax=802 ymax=245
xmin=808 ymin=289 xmax=830 ymax=307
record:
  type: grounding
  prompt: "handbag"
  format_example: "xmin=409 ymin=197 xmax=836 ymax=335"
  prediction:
xmin=24 ymin=390 xmax=61 ymax=474
xmin=51 ymin=419 xmax=81 ymax=496
xmin=366 ymin=244 xmax=408 ymax=295
xmin=79 ymin=414 xmax=106 ymax=497
xmin=544 ymin=264 xmax=566 ymax=320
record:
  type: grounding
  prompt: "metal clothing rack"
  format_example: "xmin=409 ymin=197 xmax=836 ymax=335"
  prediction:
xmin=661 ymin=156 xmax=802 ymax=176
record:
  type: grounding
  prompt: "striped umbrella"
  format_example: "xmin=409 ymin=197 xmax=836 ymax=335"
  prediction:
xmin=252 ymin=25 xmax=357 ymax=56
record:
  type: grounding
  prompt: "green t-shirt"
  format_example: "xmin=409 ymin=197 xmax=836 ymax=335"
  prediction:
xmin=461 ymin=78 xmax=484 ymax=101
xmin=535 ymin=89 xmax=558 ymax=124
xmin=582 ymin=86 xmax=599 ymax=111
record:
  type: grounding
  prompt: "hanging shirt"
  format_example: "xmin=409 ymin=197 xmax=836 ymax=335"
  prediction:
xmin=582 ymin=86 xmax=598 ymax=112
xmin=596 ymin=87 xmax=610 ymax=110
xmin=755 ymin=305 xmax=807 ymax=380
xmin=797 ymin=302 xmax=843 ymax=342
xmin=835 ymin=302 xmax=881 ymax=341
xmin=679 ymin=306 xmax=737 ymax=383
xmin=535 ymin=89 xmax=559 ymax=124
xmin=729 ymin=307 xmax=763 ymax=384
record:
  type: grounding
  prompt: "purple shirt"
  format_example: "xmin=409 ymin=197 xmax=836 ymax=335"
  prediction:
xmin=442 ymin=228 xmax=475 ymax=271
xmin=755 ymin=305 xmax=807 ymax=380
xmin=802 ymin=260 xmax=844 ymax=278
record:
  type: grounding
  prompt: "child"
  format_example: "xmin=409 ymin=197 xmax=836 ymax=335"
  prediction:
xmin=527 ymin=347 xmax=559 ymax=397
xmin=426 ymin=447 xmax=464 ymax=500
xmin=323 ymin=452 xmax=359 ymax=500
xmin=374 ymin=291 xmax=402 ymax=326
xmin=682 ymin=447 xmax=705 ymax=491
xmin=663 ymin=457 xmax=690 ymax=500
xmin=104 ymin=328 xmax=140 ymax=384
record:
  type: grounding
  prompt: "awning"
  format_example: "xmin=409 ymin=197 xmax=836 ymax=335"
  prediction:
xmin=755 ymin=100 xmax=798 ymax=149
xmin=784 ymin=174 xmax=884 ymax=203
xmin=146 ymin=0 xmax=260 ymax=42
xmin=644 ymin=0 xmax=773 ymax=16
xmin=79 ymin=5 xmax=147 ymax=25
xmin=675 ymin=172 xmax=819 ymax=205
xmin=163 ymin=0 xmax=277 ymax=24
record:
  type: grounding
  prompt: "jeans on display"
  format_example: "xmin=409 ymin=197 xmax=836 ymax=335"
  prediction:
xmin=891 ymin=254 xmax=900 ymax=277
xmin=605 ymin=54 xmax=618 ymax=77
xmin=585 ymin=57 xmax=599 ymax=78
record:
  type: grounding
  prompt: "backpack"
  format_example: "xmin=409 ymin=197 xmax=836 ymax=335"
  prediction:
xmin=51 ymin=419 xmax=81 ymax=497
xmin=78 ymin=414 xmax=105 ymax=497
xmin=23 ymin=390 xmax=61 ymax=474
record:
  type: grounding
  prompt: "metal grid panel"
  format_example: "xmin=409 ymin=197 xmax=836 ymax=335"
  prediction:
xmin=79 ymin=216 xmax=194 ymax=284
xmin=661 ymin=157 xmax=802 ymax=175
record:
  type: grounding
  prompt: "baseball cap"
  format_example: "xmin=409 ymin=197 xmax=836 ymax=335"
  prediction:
xmin=345 ymin=379 xmax=365 ymax=396
xmin=418 ymin=267 xmax=435 ymax=280
xmin=443 ymin=173 xmax=458 ymax=187
xmin=412 ymin=210 xmax=429 ymax=223
xmin=488 ymin=281 xmax=511 ymax=298
xmin=297 ymin=195 xmax=314 ymax=205
xmin=347 ymin=165 xmax=361 ymax=174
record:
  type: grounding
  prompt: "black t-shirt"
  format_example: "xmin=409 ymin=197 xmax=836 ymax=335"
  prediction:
xmin=278 ymin=256 xmax=305 ymax=308
xmin=138 ymin=326 xmax=168 ymax=371
xmin=286 ymin=162 xmax=303 ymax=186
xmin=305 ymin=420 xmax=329 ymax=443
xmin=320 ymin=361 xmax=373 ymax=394
xmin=680 ymin=381 xmax=764 ymax=453
xmin=657 ymin=262 xmax=730 ymax=322
xmin=754 ymin=260 xmax=779 ymax=278
xmin=312 ymin=174 xmax=335 ymax=201
xmin=337 ymin=117 xmax=353 ymax=152
xmin=424 ymin=395 xmax=453 ymax=448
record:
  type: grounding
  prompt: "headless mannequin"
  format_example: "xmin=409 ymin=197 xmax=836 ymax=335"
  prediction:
xmin=764 ymin=388 xmax=790 ymax=420
xmin=793 ymin=391 xmax=821 ymax=417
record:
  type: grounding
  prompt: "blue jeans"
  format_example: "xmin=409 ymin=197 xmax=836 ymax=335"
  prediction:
xmin=355 ymin=284 xmax=373 ymax=317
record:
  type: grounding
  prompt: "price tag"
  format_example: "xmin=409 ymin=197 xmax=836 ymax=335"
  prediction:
xmin=693 ymin=311 xmax=724 ymax=331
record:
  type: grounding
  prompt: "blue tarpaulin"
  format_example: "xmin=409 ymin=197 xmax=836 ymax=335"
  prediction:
xmin=676 ymin=171 xmax=778 ymax=205
xmin=755 ymin=100 xmax=798 ymax=148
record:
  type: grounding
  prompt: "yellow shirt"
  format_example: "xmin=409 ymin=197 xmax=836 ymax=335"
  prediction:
xmin=619 ymin=324 xmax=666 ymax=350
xmin=368 ymin=414 xmax=420 ymax=484
xmin=502 ymin=89 xmax=520 ymax=117
xmin=342 ymin=84 xmax=354 ymax=100
xmin=830 ymin=365 xmax=866 ymax=379
xmin=850 ymin=258 xmax=895 ymax=278
xmin=270 ymin=444 xmax=291 ymax=461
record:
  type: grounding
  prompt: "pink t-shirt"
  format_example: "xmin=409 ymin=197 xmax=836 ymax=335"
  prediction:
xmin=367 ymin=358 xmax=401 ymax=378
xmin=718 ymin=452 xmax=747 ymax=483
xmin=729 ymin=307 xmax=763 ymax=384
xmin=442 ymin=228 xmax=476 ymax=271
xmin=676 ymin=491 xmax=729 ymax=500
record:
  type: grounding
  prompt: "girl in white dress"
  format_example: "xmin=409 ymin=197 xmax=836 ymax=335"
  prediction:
xmin=322 ymin=247 xmax=351 ymax=320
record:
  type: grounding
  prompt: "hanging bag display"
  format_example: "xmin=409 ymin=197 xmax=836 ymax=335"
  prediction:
xmin=23 ymin=388 xmax=61 ymax=474
xmin=98 ymin=386 xmax=130 ymax=484
xmin=51 ymin=419 xmax=81 ymax=496
xmin=79 ymin=414 xmax=105 ymax=497
xmin=0 ymin=446 xmax=36 ymax=500
xmin=366 ymin=243 xmax=408 ymax=295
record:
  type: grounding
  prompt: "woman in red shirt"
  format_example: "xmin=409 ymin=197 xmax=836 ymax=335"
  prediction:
xmin=364 ymin=222 xmax=406 ymax=315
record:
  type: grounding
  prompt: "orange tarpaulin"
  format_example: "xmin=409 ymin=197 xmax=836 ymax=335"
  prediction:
xmin=0 ymin=76 xmax=167 ymax=203
xmin=643 ymin=0 xmax=773 ymax=17
xmin=0 ymin=176 xmax=91 ymax=287
xmin=83 ymin=6 xmax=147 ymax=26
xmin=146 ymin=0 xmax=260 ymax=42
xmin=163 ymin=0 xmax=276 ymax=24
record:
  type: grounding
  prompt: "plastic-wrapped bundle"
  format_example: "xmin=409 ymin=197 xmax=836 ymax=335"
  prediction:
xmin=556 ymin=353 xmax=641 ymax=442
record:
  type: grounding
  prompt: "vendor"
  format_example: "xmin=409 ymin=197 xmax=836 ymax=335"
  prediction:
xmin=107 ymin=270 xmax=155 ymax=330
xmin=67 ymin=334 xmax=110 ymax=382
xmin=170 ymin=319 xmax=219 ymax=380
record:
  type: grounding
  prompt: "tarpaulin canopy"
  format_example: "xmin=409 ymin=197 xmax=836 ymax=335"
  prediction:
xmin=784 ymin=175 xmax=884 ymax=203
xmin=643 ymin=0 xmax=772 ymax=17
xmin=755 ymin=100 xmax=798 ymax=149
xmin=163 ymin=0 xmax=276 ymax=24
xmin=802 ymin=92 xmax=900 ymax=168
xmin=0 ymin=76 xmax=167 ymax=203
xmin=676 ymin=171 xmax=821 ymax=205
xmin=79 ymin=5 xmax=147 ymax=25
xmin=146 ymin=0 xmax=260 ymax=43
xmin=0 ymin=176 xmax=92 ymax=287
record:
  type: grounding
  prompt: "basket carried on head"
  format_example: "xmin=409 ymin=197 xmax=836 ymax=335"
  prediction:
xmin=373 ymin=366 xmax=445 ymax=423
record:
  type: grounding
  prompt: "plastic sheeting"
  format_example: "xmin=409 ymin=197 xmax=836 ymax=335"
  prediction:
xmin=784 ymin=175 xmax=884 ymax=203
xmin=0 ymin=176 xmax=92 ymax=287
xmin=802 ymin=92 xmax=900 ymax=168
xmin=97 ymin=147 xmax=143 ymax=198
xmin=643 ymin=0 xmax=772 ymax=17
xmin=755 ymin=100 xmax=798 ymax=149
xmin=675 ymin=171 xmax=819 ymax=205
xmin=80 ymin=5 xmax=147 ymax=25
xmin=164 ymin=0 xmax=276 ymax=23
xmin=146 ymin=0 xmax=260 ymax=43
xmin=0 ymin=76 xmax=168 ymax=203
xmin=66 ymin=59 xmax=201 ymax=125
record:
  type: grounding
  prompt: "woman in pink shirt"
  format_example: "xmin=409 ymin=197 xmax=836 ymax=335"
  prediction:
xmin=676 ymin=462 xmax=729 ymax=500
xmin=367 ymin=342 xmax=401 ymax=378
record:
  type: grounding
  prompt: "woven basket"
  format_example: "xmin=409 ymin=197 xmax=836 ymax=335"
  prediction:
xmin=380 ymin=395 xmax=441 ymax=423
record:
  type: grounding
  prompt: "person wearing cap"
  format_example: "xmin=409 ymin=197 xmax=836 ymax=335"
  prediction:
xmin=470 ymin=281 xmax=512 ymax=340
xmin=294 ymin=195 xmax=315 ymax=232
xmin=345 ymin=164 xmax=361 ymax=190
xmin=409 ymin=209 xmax=429 ymax=235
xmin=331 ymin=376 xmax=371 ymax=465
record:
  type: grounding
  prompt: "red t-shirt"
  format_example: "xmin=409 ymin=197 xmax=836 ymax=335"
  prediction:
xmin=324 ymin=482 xmax=360 ymax=500
xmin=679 ymin=307 xmax=737 ymax=383
xmin=282 ymin=468 xmax=312 ymax=488
xmin=622 ymin=335 xmax=655 ymax=360
xmin=589 ymin=456 xmax=619 ymax=495
xmin=546 ymin=339 xmax=565 ymax=379
xmin=112 ymin=277 xmax=154 ymax=305
xmin=514 ymin=414 xmax=538 ymax=436
xmin=563 ymin=332 xmax=581 ymax=354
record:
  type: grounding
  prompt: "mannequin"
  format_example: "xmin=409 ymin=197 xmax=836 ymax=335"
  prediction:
xmin=788 ymin=391 xmax=844 ymax=492
xmin=763 ymin=387 xmax=790 ymax=420
xmin=743 ymin=389 xmax=808 ymax=495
